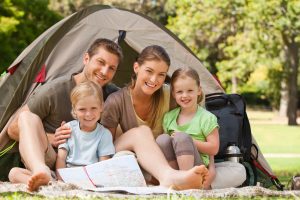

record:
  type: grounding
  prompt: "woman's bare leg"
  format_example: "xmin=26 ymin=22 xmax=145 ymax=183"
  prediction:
xmin=114 ymin=125 xmax=208 ymax=189
xmin=18 ymin=111 xmax=51 ymax=191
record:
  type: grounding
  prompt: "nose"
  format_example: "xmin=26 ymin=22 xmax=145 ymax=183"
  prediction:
xmin=100 ymin=66 xmax=109 ymax=76
xmin=150 ymin=75 xmax=157 ymax=83
xmin=85 ymin=110 xmax=92 ymax=117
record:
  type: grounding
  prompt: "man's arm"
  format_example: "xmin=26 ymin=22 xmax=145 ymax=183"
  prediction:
xmin=51 ymin=122 xmax=72 ymax=148
xmin=7 ymin=105 xmax=30 ymax=141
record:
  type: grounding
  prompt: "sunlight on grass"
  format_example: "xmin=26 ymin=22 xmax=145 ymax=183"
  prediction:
xmin=251 ymin=124 xmax=300 ymax=153
xmin=247 ymin=110 xmax=275 ymax=121
xmin=267 ymin=158 xmax=300 ymax=173
xmin=248 ymin=109 xmax=300 ymax=154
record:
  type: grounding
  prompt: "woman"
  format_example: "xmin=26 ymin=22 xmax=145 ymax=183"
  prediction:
xmin=101 ymin=45 xmax=208 ymax=190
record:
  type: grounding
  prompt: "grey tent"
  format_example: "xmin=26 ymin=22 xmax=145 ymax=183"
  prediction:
xmin=0 ymin=5 xmax=277 ymax=188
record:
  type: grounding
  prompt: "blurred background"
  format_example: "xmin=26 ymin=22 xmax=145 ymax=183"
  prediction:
xmin=0 ymin=0 xmax=299 ymax=187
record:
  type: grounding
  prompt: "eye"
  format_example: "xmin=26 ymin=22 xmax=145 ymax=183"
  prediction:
xmin=188 ymin=89 xmax=194 ymax=92
xmin=159 ymin=73 xmax=166 ymax=77
xmin=109 ymin=66 xmax=116 ymax=72
xmin=176 ymin=90 xmax=183 ymax=94
xmin=98 ymin=60 xmax=105 ymax=65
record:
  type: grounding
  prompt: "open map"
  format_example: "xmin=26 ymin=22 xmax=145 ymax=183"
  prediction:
xmin=58 ymin=155 xmax=146 ymax=188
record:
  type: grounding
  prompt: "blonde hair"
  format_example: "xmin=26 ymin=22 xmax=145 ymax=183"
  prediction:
xmin=170 ymin=67 xmax=204 ymax=104
xmin=131 ymin=45 xmax=170 ymax=130
xmin=70 ymin=81 xmax=103 ymax=118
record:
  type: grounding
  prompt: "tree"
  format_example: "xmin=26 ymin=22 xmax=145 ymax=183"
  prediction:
xmin=247 ymin=0 xmax=300 ymax=125
xmin=166 ymin=0 xmax=258 ymax=92
xmin=0 ymin=0 xmax=23 ymax=72
xmin=167 ymin=0 xmax=299 ymax=125
xmin=0 ymin=0 xmax=61 ymax=73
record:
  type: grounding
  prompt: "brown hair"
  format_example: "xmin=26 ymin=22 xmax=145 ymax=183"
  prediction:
xmin=87 ymin=38 xmax=123 ymax=63
xmin=70 ymin=81 xmax=103 ymax=118
xmin=131 ymin=45 xmax=170 ymax=130
xmin=170 ymin=67 xmax=204 ymax=103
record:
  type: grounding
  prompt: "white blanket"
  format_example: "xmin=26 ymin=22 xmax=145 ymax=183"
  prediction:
xmin=0 ymin=181 xmax=299 ymax=198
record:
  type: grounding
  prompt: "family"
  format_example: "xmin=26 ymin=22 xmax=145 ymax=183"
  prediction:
xmin=6 ymin=38 xmax=246 ymax=191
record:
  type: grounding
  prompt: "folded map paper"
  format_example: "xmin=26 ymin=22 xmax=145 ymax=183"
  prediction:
xmin=58 ymin=155 xmax=147 ymax=188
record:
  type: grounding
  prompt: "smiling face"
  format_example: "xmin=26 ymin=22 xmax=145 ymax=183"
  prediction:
xmin=133 ymin=60 xmax=168 ymax=95
xmin=73 ymin=95 xmax=102 ymax=132
xmin=82 ymin=47 xmax=119 ymax=87
xmin=172 ymin=76 xmax=202 ymax=111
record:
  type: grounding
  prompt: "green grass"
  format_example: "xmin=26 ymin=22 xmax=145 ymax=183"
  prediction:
xmin=251 ymin=124 xmax=300 ymax=153
xmin=247 ymin=110 xmax=300 ymax=188
xmin=248 ymin=110 xmax=300 ymax=154
xmin=268 ymin=158 xmax=300 ymax=172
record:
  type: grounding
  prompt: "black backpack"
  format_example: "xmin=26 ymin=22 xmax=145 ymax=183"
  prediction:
xmin=205 ymin=93 xmax=252 ymax=161
xmin=205 ymin=93 xmax=284 ymax=190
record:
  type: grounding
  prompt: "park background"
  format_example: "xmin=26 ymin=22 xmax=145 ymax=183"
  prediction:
xmin=1 ymin=0 xmax=299 ymax=189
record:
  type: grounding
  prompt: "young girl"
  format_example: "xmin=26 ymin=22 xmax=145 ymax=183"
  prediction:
xmin=56 ymin=81 xmax=115 ymax=176
xmin=101 ymin=45 xmax=209 ymax=190
xmin=156 ymin=67 xmax=220 ymax=189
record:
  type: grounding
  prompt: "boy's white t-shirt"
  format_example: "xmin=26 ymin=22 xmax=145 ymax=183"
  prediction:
xmin=58 ymin=120 xmax=115 ymax=167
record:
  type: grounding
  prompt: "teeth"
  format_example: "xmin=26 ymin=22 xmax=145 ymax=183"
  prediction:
xmin=96 ymin=74 xmax=105 ymax=80
xmin=146 ymin=82 xmax=156 ymax=88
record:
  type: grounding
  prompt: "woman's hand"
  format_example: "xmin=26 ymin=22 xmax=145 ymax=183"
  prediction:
xmin=52 ymin=121 xmax=71 ymax=148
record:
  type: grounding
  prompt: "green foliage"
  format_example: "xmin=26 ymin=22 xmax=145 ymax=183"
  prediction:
xmin=0 ymin=0 xmax=62 ymax=73
xmin=0 ymin=0 xmax=23 ymax=72
xmin=166 ymin=0 xmax=300 ymax=111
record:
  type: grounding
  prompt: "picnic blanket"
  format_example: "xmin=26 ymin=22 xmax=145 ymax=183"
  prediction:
xmin=1 ymin=181 xmax=300 ymax=198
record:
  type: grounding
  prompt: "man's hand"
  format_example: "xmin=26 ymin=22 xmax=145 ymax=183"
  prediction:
xmin=52 ymin=121 xmax=71 ymax=148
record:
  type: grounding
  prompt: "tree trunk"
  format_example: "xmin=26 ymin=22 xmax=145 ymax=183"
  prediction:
xmin=283 ymin=34 xmax=299 ymax=125
xmin=231 ymin=75 xmax=237 ymax=93
xmin=279 ymin=80 xmax=288 ymax=117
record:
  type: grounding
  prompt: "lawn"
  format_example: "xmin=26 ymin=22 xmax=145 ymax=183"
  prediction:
xmin=251 ymin=124 xmax=300 ymax=154
xmin=248 ymin=110 xmax=300 ymax=187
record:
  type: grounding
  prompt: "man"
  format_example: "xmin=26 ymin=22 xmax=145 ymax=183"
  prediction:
xmin=7 ymin=38 xmax=123 ymax=191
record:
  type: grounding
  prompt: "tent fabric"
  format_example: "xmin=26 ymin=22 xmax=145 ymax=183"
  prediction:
xmin=0 ymin=5 xmax=275 ymax=185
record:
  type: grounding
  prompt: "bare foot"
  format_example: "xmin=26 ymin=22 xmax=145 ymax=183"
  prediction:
xmin=27 ymin=172 xmax=50 ymax=191
xmin=161 ymin=165 xmax=209 ymax=190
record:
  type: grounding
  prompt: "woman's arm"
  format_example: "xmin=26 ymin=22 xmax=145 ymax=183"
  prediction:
xmin=107 ymin=127 xmax=117 ymax=141
xmin=193 ymin=128 xmax=219 ymax=155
